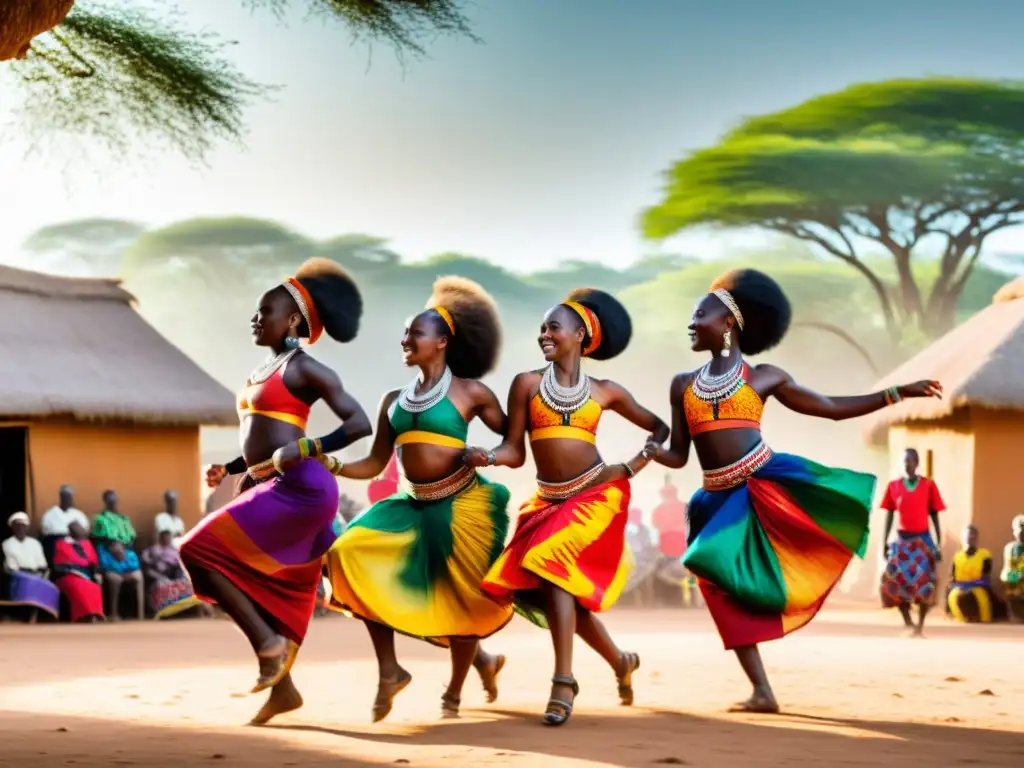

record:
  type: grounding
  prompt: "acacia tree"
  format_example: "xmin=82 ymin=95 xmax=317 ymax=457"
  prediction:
xmin=1 ymin=0 xmax=474 ymax=161
xmin=642 ymin=78 xmax=1024 ymax=341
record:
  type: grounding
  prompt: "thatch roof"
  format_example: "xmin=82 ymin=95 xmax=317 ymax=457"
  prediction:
xmin=0 ymin=265 xmax=236 ymax=426
xmin=863 ymin=277 xmax=1024 ymax=443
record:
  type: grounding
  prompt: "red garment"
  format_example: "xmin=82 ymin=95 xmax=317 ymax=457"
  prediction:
xmin=880 ymin=477 xmax=945 ymax=534
xmin=652 ymin=482 xmax=687 ymax=557
xmin=52 ymin=538 xmax=104 ymax=622
xmin=367 ymin=451 xmax=400 ymax=504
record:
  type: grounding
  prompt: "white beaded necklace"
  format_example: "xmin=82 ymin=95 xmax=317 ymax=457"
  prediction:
xmin=247 ymin=349 xmax=298 ymax=385
xmin=691 ymin=359 xmax=744 ymax=403
xmin=539 ymin=363 xmax=590 ymax=414
xmin=397 ymin=366 xmax=453 ymax=413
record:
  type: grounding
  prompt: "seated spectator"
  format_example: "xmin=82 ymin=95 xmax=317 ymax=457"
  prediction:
xmin=946 ymin=525 xmax=1000 ymax=623
xmin=1002 ymin=515 xmax=1024 ymax=623
xmin=52 ymin=521 xmax=104 ymax=623
xmin=154 ymin=490 xmax=185 ymax=540
xmin=142 ymin=527 xmax=201 ymax=619
xmin=39 ymin=485 xmax=89 ymax=563
xmin=1 ymin=512 xmax=60 ymax=623
xmin=93 ymin=490 xmax=144 ymax=620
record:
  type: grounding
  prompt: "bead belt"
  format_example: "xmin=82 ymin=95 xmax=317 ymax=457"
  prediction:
xmin=537 ymin=462 xmax=606 ymax=501
xmin=246 ymin=458 xmax=278 ymax=483
xmin=401 ymin=464 xmax=476 ymax=502
xmin=702 ymin=442 xmax=772 ymax=491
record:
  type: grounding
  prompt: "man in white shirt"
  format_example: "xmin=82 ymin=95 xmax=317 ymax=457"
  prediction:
xmin=3 ymin=512 xmax=47 ymax=574
xmin=154 ymin=490 xmax=185 ymax=540
xmin=40 ymin=485 xmax=90 ymax=561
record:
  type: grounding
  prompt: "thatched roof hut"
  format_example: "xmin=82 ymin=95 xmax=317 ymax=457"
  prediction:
xmin=864 ymin=277 xmax=1024 ymax=445
xmin=0 ymin=265 xmax=235 ymax=541
xmin=0 ymin=264 xmax=235 ymax=425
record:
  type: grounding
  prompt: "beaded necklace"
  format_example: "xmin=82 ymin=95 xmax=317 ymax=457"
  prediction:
xmin=247 ymin=349 xmax=299 ymax=385
xmin=397 ymin=366 xmax=453 ymax=413
xmin=690 ymin=359 xmax=745 ymax=404
xmin=539 ymin=363 xmax=590 ymax=414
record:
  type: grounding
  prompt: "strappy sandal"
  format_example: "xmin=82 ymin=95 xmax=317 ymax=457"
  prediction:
xmin=479 ymin=654 xmax=506 ymax=703
xmin=372 ymin=670 xmax=412 ymax=723
xmin=543 ymin=674 xmax=579 ymax=727
xmin=440 ymin=692 xmax=461 ymax=719
xmin=251 ymin=637 xmax=298 ymax=694
xmin=616 ymin=651 xmax=640 ymax=706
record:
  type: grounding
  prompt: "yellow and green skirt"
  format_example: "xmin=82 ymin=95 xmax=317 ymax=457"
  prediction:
xmin=325 ymin=467 xmax=514 ymax=646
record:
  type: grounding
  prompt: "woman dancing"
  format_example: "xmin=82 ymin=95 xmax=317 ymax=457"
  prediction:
xmin=654 ymin=269 xmax=942 ymax=713
xmin=179 ymin=258 xmax=371 ymax=725
xmin=469 ymin=288 xmax=669 ymax=726
xmin=325 ymin=277 xmax=513 ymax=721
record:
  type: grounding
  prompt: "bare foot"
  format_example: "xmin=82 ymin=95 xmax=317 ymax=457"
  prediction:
xmin=372 ymin=669 xmax=412 ymax=723
xmin=729 ymin=688 xmax=780 ymax=714
xmin=475 ymin=653 xmax=506 ymax=703
xmin=440 ymin=691 xmax=460 ymax=719
xmin=250 ymin=676 xmax=304 ymax=726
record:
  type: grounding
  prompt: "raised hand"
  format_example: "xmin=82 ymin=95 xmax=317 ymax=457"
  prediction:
xmin=898 ymin=380 xmax=943 ymax=400
xmin=205 ymin=464 xmax=227 ymax=488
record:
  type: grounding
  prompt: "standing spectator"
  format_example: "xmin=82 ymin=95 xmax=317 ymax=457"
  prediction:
xmin=93 ymin=490 xmax=144 ymax=620
xmin=879 ymin=448 xmax=945 ymax=637
xmin=154 ymin=490 xmax=186 ymax=540
xmin=39 ymin=485 xmax=89 ymax=562
xmin=2 ymin=512 xmax=60 ymax=622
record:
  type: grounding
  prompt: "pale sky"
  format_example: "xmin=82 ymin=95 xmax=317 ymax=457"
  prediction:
xmin=1 ymin=0 xmax=1023 ymax=270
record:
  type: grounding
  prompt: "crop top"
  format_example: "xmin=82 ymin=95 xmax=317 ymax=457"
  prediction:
xmin=683 ymin=364 xmax=764 ymax=436
xmin=528 ymin=394 xmax=602 ymax=444
xmin=237 ymin=366 xmax=311 ymax=430
xmin=388 ymin=396 xmax=468 ymax=449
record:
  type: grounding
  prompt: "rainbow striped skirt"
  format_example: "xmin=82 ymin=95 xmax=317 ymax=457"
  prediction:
xmin=683 ymin=446 xmax=873 ymax=649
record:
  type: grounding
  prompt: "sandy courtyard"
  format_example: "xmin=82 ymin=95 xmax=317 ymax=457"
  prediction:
xmin=1 ymin=607 xmax=1021 ymax=767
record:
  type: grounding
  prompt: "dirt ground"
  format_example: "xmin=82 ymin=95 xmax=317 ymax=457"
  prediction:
xmin=1 ymin=607 xmax=1021 ymax=767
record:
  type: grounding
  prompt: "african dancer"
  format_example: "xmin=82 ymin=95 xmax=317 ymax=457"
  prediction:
xmin=879 ymin=448 xmax=945 ymax=636
xmin=324 ymin=277 xmax=512 ymax=721
xmin=179 ymin=258 xmax=371 ymax=725
xmin=469 ymin=288 xmax=669 ymax=726
xmin=654 ymin=269 xmax=941 ymax=713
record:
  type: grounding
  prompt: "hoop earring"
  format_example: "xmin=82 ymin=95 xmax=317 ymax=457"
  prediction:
xmin=284 ymin=335 xmax=300 ymax=350
xmin=721 ymin=330 xmax=732 ymax=358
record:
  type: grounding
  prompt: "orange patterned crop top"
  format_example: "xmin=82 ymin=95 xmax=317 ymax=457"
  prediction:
xmin=528 ymin=394 xmax=603 ymax=444
xmin=683 ymin=363 xmax=764 ymax=436
xmin=237 ymin=367 xmax=311 ymax=431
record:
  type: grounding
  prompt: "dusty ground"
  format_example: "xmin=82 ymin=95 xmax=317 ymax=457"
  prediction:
xmin=1 ymin=607 xmax=1021 ymax=767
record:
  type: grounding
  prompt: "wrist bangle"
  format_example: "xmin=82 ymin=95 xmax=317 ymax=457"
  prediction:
xmin=621 ymin=461 xmax=636 ymax=478
xmin=486 ymin=449 xmax=497 ymax=467
xmin=298 ymin=437 xmax=323 ymax=458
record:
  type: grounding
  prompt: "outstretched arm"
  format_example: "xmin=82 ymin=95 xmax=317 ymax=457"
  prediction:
xmin=654 ymin=373 xmax=692 ymax=469
xmin=761 ymin=365 xmax=943 ymax=421
xmin=465 ymin=373 xmax=532 ymax=469
xmin=337 ymin=391 xmax=400 ymax=480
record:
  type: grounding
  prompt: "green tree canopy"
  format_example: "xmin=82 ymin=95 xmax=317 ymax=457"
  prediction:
xmin=642 ymin=78 xmax=1024 ymax=341
xmin=2 ymin=0 xmax=474 ymax=161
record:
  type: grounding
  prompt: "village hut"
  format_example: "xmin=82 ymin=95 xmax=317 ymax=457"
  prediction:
xmin=0 ymin=265 xmax=236 ymax=543
xmin=864 ymin=277 xmax=1024 ymax=584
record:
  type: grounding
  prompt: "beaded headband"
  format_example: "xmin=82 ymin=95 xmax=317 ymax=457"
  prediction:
xmin=282 ymin=277 xmax=324 ymax=344
xmin=562 ymin=300 xmax=603 ymax=357
xmin=712 ymin=288 xmax=745 ymax=331
xmin=431 ymin=306 xmax=456 ymax=335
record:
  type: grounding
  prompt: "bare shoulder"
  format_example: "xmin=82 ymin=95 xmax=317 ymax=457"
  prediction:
xmin=380 ymin=388 xmax=402 ymax=409
xmin=670 ymin=369 xmax=699 ymax=395
xmin=512 ymin=369 xmax=542 ymax=390
xmin=456 ymin=376 xmax=497 ymax=402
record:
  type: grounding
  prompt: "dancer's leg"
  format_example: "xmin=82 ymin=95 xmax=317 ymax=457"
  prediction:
xmin=250 ymin=674 xmax=304 ymax=726
xmin=442 ymin=637 xmax=479 ymax=716
xmin=730 ymin=645 xmax=779 ymax=713
xmin=364 ymin=620 xmax=411 ymax=722
xmin=574 ymin=606 xmax=640 ymax=705
xmin=472 ymin=645 xmax=506 ymax=703
xmin=543 ymin=582 xmax=577 ymax=721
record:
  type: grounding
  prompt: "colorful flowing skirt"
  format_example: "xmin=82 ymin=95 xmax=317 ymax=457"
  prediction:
xmin=683 ymin=447 xmax=872 ymax=650
xmin=326 ymin=468 xmax=512 ymax=647
xmin=1 ymin=571 xmax=61 ymax=619
xmin=481 ymin=476 xmax=633 ymax=628
xmin=179 ymin=458 xmax=339 ymax=645
xmin=880 ymin=531 xmax=937 ymax=608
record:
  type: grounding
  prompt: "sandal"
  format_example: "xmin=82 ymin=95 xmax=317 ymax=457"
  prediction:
xmin=440 ymin=692 xmax=461 ymax=719
xmin=251 ymin=637 xmax=298 ymax=694
xmin=372 ymin=670 xmax=412 ymax=723
xmin=479 ymin=654 xmax=506 ymax=703
xmin=543 ymin=674 xmax=579 ymax=727
xmin=616 ymin=651 xmax=640 ymax=706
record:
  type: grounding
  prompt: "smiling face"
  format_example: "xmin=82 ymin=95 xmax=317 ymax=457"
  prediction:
xmin=401 ymin=311 xmax=448 ymax=368
xmin=538 ymin=305 xmax=585 ymax=362
xmin=688 ymin=293 xmax=733 ymax=353
xmin=250 ymin=287 xmax=301 ymax=348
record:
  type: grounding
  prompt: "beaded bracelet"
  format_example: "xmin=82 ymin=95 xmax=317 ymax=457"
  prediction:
xmin=297 ymin=437 xmax=323 ymax=458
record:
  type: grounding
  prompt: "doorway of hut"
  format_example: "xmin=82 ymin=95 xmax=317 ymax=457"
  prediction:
xmin=0 ymin=427 xmax=28 ymax=540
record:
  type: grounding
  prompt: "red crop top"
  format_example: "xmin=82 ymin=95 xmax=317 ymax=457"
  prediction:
xmin=237 ymin=367 xmax=310 ymax=430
